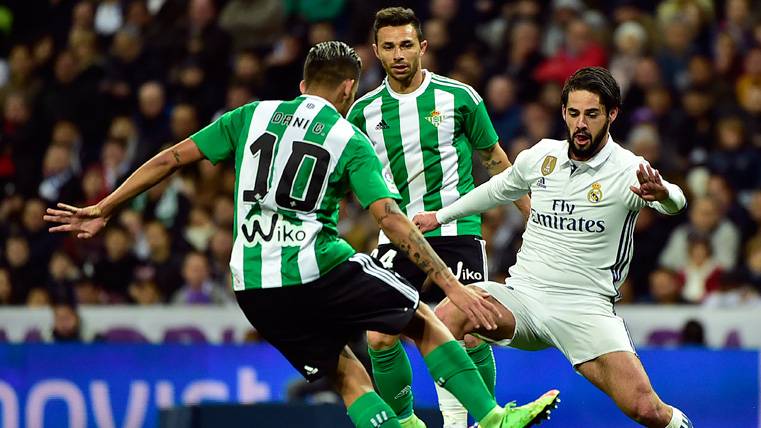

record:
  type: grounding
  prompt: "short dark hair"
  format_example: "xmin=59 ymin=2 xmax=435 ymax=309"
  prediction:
xmin=561 ymin=67 xmax=621 ymax=113
xmin=373 ymin=7 xmax=423 ymax=43
xmin=303 ymin=41 xmax=362 ymax=88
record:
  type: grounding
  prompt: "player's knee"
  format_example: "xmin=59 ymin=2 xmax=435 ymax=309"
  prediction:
xmin=434 ymin=299 xmax=468 ymax=334
xmin=463 ymin=334 xmax=482 ymax=348
xmin=367 ymin=331 xmax=399 ymax=351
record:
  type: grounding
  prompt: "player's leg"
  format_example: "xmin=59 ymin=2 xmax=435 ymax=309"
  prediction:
xmin=366 ymin=331 xmax=422 ymax=427
xmin=332 ymin=345 xmax=402 ymax=428
xmin=403 ymin=302 xmax=559 ymax=428
xmin=368 ymin=245 xmax=425 ymax=426
xmin=576 ymin=352 xmax=692 ymax=428
xmin=433 ymin=237 xmax=497 ymax=428
xmin=434 ymin=285 xmax=518 ymax=344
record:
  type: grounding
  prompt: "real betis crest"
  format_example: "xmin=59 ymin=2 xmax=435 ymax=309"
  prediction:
xmin=425 ymin=110 xmax=443 ymax=127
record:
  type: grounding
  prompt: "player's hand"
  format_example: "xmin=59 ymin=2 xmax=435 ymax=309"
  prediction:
xmin=630 ymin=163 xmax=669 ymax=202
xmin=447 ymin=284 xmax=500 ymax=330
xmin=412 ymin=211 xmax=440 ymax=233
xmin=44 ymin=203 xmax=108 ymax=239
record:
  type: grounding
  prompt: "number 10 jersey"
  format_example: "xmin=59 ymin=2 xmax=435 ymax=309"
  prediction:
xmin=191 ymin=95 xmax=400 ymax=290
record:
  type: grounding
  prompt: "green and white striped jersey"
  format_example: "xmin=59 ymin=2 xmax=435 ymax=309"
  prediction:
xmin=192 ymin=95 xmax=400 ymax=290
xmin=347 ymin=70 xmax=499 ymax=243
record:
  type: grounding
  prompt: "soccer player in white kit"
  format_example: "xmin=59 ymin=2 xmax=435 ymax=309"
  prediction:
xmin=414 ymin=67 xmax=693 ymax=428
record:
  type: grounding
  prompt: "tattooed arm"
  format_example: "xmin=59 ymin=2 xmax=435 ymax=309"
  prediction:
xmin=45 ymin=139 xmax=205 ymax=238
xmin=477 ymin=144 xmax=530 ymax=221
xmin=368 ymin=198 xmax=499 ymax=329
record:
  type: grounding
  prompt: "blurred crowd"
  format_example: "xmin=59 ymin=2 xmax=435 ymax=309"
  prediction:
xmin=0 ymin=0 xmax=760 ymax=311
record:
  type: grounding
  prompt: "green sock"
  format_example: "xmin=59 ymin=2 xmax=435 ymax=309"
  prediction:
xmin=424 ymin=340 xmax=498 ymax=422
xmin=368 ymin=341 xmax=414 ymax=419
xmin=467 ymin=342 xmax=496 ymax=398
xmin=347 ymin=391 xmax=401 ymax=428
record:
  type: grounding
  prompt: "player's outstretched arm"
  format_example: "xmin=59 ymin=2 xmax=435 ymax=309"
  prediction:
xmin=629 ymin=163 xmax=686 ymax=214
xmin=477 ymin=144 xmax=531 ymax=221
xmin=369 ymin=198 xmax=499 ymax=330
xmin=45 ymin=139 xmax=205 ymax=238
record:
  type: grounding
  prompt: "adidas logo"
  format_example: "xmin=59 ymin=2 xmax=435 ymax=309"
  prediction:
xmin=375 ymin=120 xmax=390 ymax=130
xmin=394 ymin=385 xmax=412 ymax=400
xmin=303 ymin=365 xmax=319 ymax=376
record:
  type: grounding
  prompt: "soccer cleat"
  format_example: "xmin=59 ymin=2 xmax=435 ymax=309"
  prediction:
xmin=399 ymin=413 xmax=427 ymax=428
xmin=498 ymin=389 xmax=560 ymax=427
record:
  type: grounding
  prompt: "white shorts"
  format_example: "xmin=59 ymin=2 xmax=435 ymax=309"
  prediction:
xmin=473 ymin=280 xmax=636 ymax=367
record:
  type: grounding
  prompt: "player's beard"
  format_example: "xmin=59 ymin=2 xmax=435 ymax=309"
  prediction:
xmin=568 ymin=118 xmax=609 ymax=160
xmin=385 ymin=56 xmax=419 ymax=87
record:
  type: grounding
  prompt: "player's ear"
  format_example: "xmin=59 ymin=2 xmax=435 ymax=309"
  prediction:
xmin=608 ymin=106 xmax=619 ymax=123
xmin=341 ymin=79 xmax=356 ymax=99
xmin=299 ymin=80 xmax=307 ymax=94
xmin=561 ymin=105 xmax=567 ymax=121
xmin=419 ymin=39 xmax=428 ymax=56
xmin=372 ymin=44 xmax=380 ymax=59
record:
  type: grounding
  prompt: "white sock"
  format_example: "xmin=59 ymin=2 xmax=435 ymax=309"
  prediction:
xmin=436 ymin=340 xmax=468 ymax=428
xmin=665 ymin=406 xmax=693 ymax=428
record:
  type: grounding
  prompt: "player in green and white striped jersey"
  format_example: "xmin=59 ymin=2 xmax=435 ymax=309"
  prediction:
xmin=45 ymin=41 xmax=557 ymax=428
xmin=346 ymin=8 xmax=532 ymax=428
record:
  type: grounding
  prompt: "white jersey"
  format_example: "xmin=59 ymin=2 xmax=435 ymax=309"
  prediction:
xmin=437 ymin=137 xmax=686 ymax=299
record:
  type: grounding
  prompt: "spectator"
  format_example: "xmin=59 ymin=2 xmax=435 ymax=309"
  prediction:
xmin=678 ymin=234 xmax=723 ymax=303
xmin=4 ymin=234 xmax=46 ymax=303
xmin=1 ymin=92 xmax=44 ymax=196
xmin=134 ymin=81 xmax=171 ymax=162
xmin=27 ymin=287 xmax=51 ymax=308
xmin=610 ymin=21 xmax=649 ymax=98
xmin=171 ymin=251 xmax=229 ymax=305
xmin=46 ymin=251 xmax=79 ymax=305
xmin=102 ymin=28 xmax=161 ymax=116
xmin=649 ymin=267 xmax=688 ymax=304
xmin=20 ymin=198 xmax=59 ymax=269
xmin=708 ymin=116 xmax=761 ymax=192
xmin=183 ymin=207 xmax=214 ymax=252
xmin=51 ymin=303 xmax=82 ymax=342
xmin=485 ymin=75 xmax=522 ymax=144
xmin=134 ymin=220 xmax=183 ymax=300
xmin=703 ymin=270 xmax=761 ymax=308
xmin=207 ymin=227 xmax=232 ymax=286
xmin=660 ymin=197 xmax=740 ymax=271
xmin=534 ymin=19 xmax=607 ymax=85
xmin=128 ymin=279 xmax=163 ymax=305
xmin=218 ymin=0 xmax=284 ymax=53
xmin=38 ymin=143 xmax=81 ymax=205
xmin=92 ymin=225 xmax=138 ymax=302
xmin=679 ymin=319 xmax=706 ymax=346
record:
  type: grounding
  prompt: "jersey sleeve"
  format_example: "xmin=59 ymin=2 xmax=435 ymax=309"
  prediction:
xmin=191 ymin=103 xmax=251 ymax=164
xmin=345 ymin=134 xmax=401 ymax=208
xmin=464 ymin=101 xmax=500 ymax=150
xmin=437 ymin=148 xmax=531 ymax=223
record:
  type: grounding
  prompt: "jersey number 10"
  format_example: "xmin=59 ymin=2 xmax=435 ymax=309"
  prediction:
xmin=242 ymin=132 xmax=330 ymax=212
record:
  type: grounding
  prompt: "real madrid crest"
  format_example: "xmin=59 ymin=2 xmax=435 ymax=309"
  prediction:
xmin=541 ymin=156 xmax=557 ymax=176
xmin=588 ymin=182 xmax=603 ymax=203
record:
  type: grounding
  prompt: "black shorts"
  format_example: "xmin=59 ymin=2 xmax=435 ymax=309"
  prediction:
xmin=235 ymin=253 xmax=419 ymax=382
xmin=372 ymin=235 xmax=488 ymax=303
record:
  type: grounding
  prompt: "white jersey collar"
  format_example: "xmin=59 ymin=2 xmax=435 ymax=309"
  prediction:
xmin=384 ymin=69 xmax=432 ymax=100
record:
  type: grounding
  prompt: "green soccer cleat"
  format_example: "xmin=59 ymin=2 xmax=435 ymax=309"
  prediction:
xmin=499 ymin=389 xmax=560 ymax=427
xmin=399 ymin=413 xmax=427 ymax=428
